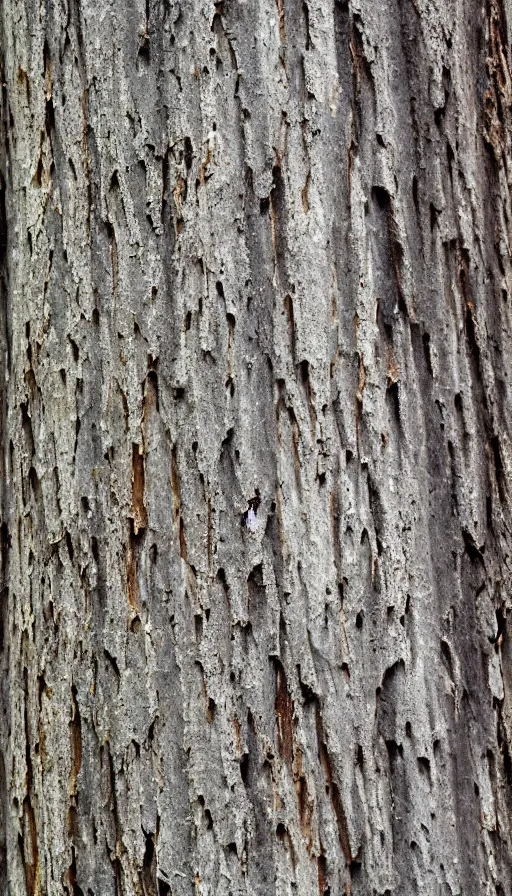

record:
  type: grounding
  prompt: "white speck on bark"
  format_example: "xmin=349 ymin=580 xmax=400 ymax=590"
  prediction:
xmin=246 ymin=507 xmax=258 ymax=533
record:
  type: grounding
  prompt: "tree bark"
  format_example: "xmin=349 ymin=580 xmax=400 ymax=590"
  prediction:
xmin=1 ymin=0 xmax=512 ymax=893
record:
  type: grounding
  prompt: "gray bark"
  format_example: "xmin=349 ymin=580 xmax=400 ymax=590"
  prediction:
xmin=1 ymin=0 xmax=512 ymax=893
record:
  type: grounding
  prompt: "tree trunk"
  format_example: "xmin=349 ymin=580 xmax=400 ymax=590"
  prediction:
xmin=1 ymin=0 xmax=512 ymax=893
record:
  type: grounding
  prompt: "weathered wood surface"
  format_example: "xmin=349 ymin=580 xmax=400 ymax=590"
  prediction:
xmin=1 ymin=0 xmax=512 ymax=893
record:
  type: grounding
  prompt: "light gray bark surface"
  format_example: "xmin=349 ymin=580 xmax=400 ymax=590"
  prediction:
xmin=1 ymin=0 xmax=512 ymax=893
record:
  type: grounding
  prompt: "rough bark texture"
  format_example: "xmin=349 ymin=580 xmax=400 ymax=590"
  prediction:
xmin=1 ymin=0 xmax=512 ymax=893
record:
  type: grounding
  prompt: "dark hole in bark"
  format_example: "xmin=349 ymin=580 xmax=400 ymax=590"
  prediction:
xmin=138 ymin=36 xmax=150 ymax=62
xmin=422 ymin=332 xmax=433 ymax=375
xmin=184 ymin=136 xmax=193 ymax=170
xmin=240 ymin=752 xmax=249 ymax=785
xmin=372 ymin=185 xmax=390 ymax=210
xmin=387 ymin=380 xmax=400 ymax=424
xmin=207 ymin=698 xmax=216 ymax=723
xmin=412 ymin=174 xmax=419 ymax=210
xmin=491 ymin=435 xmax=506 ymax=501
xmin=143 ymin=831 xmax=154 ymax=868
